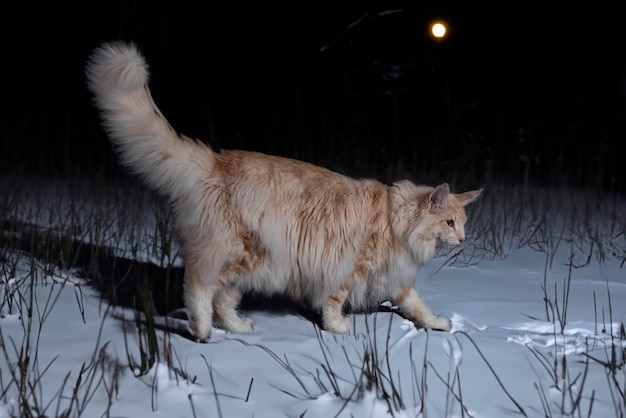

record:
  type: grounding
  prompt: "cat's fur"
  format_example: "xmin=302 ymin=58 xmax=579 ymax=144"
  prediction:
xmin=85 ymin=41 xmax=482 ymax=343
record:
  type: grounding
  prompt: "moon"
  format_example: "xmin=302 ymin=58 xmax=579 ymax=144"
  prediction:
xmin=431 ymin=22 xmax=447 ymax=38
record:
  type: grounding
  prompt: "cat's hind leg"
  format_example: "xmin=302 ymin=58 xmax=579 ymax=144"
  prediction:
xmin=213 ymin=287 xmax=254 ymax=333
xmin=322 ymin=283 xmax=353 ymax=333
xmin=183 ymin=274 xmax=217 ymax=343
xmin=183 ymin=257 xmax=218 ymax=343
xmin=392 ymin=285 xmax=451 ymax=331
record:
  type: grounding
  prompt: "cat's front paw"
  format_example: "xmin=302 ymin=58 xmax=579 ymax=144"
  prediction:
xmin=229 ymin=316 xmax=254 ymax=333
xmin=430 ymin=315 xmax=452 ymax=332
xmin=324 ymin=315 xmax=353 ymax=334
xmin=215 ymin=314 xmax=255 ymax=333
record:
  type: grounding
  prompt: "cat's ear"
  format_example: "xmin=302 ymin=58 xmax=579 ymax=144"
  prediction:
xmin=456 ymin=188 xmax=483 ymax=206
xmin=428 ymin=183 xmax=449 ymax=213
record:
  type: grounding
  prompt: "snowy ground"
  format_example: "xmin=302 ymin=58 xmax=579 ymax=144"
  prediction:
xmin=0 ymin=178 xmax=624 ymax=417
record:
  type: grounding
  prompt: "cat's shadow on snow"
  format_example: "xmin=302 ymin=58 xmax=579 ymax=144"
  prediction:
xmin=2 ymin=219 xmax=402 ymax=341
xmin=87 ymin=253 xmax=401 ymax=341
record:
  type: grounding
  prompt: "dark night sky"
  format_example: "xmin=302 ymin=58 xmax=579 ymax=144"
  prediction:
xmin=1 ymin=1 xmax=625 ymax=190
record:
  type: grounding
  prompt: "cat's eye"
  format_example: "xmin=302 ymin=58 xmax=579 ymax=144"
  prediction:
xmin=446 ymin=219 xmax=454 ymax=227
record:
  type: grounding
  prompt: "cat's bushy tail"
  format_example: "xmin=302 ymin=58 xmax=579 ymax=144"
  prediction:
xmin=85 ymin=41 xmax=211 ymax=199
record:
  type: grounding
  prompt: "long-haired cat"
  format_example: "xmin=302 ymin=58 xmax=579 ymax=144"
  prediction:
xmin=85 ymin=41 xmax=482 ymax=343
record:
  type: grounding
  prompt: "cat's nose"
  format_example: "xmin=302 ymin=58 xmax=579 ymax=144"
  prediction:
xmin=458 ymin=237 xmax=465 ymax=243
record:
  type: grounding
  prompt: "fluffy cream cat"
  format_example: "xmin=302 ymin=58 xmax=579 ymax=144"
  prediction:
xmin=86 ymin=41 xmax=482 ymax=343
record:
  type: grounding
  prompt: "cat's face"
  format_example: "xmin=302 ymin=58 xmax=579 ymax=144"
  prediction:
xmin=431 ymin=196 xmax=469 ymax=248
xmin=426 ymin=184 xmax=482 ymax=249
xmin=390 ymin=182 xmax=482 ymax=262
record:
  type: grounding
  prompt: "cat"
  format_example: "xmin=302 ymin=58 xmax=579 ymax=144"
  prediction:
xmin=85 ymin=41 xmax=482 ymax=343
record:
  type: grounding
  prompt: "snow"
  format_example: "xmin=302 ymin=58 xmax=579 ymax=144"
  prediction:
xmin=0 ymin=179 xmax=624 ymax=417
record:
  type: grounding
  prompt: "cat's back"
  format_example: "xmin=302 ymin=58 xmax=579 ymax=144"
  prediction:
xmin=213 ymin=148 xmax=389 ymax=237
xmin=215 ymin=149 xmax=383 ymax=200
xmin=215 ymin=149 xmax=346 ymax=184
